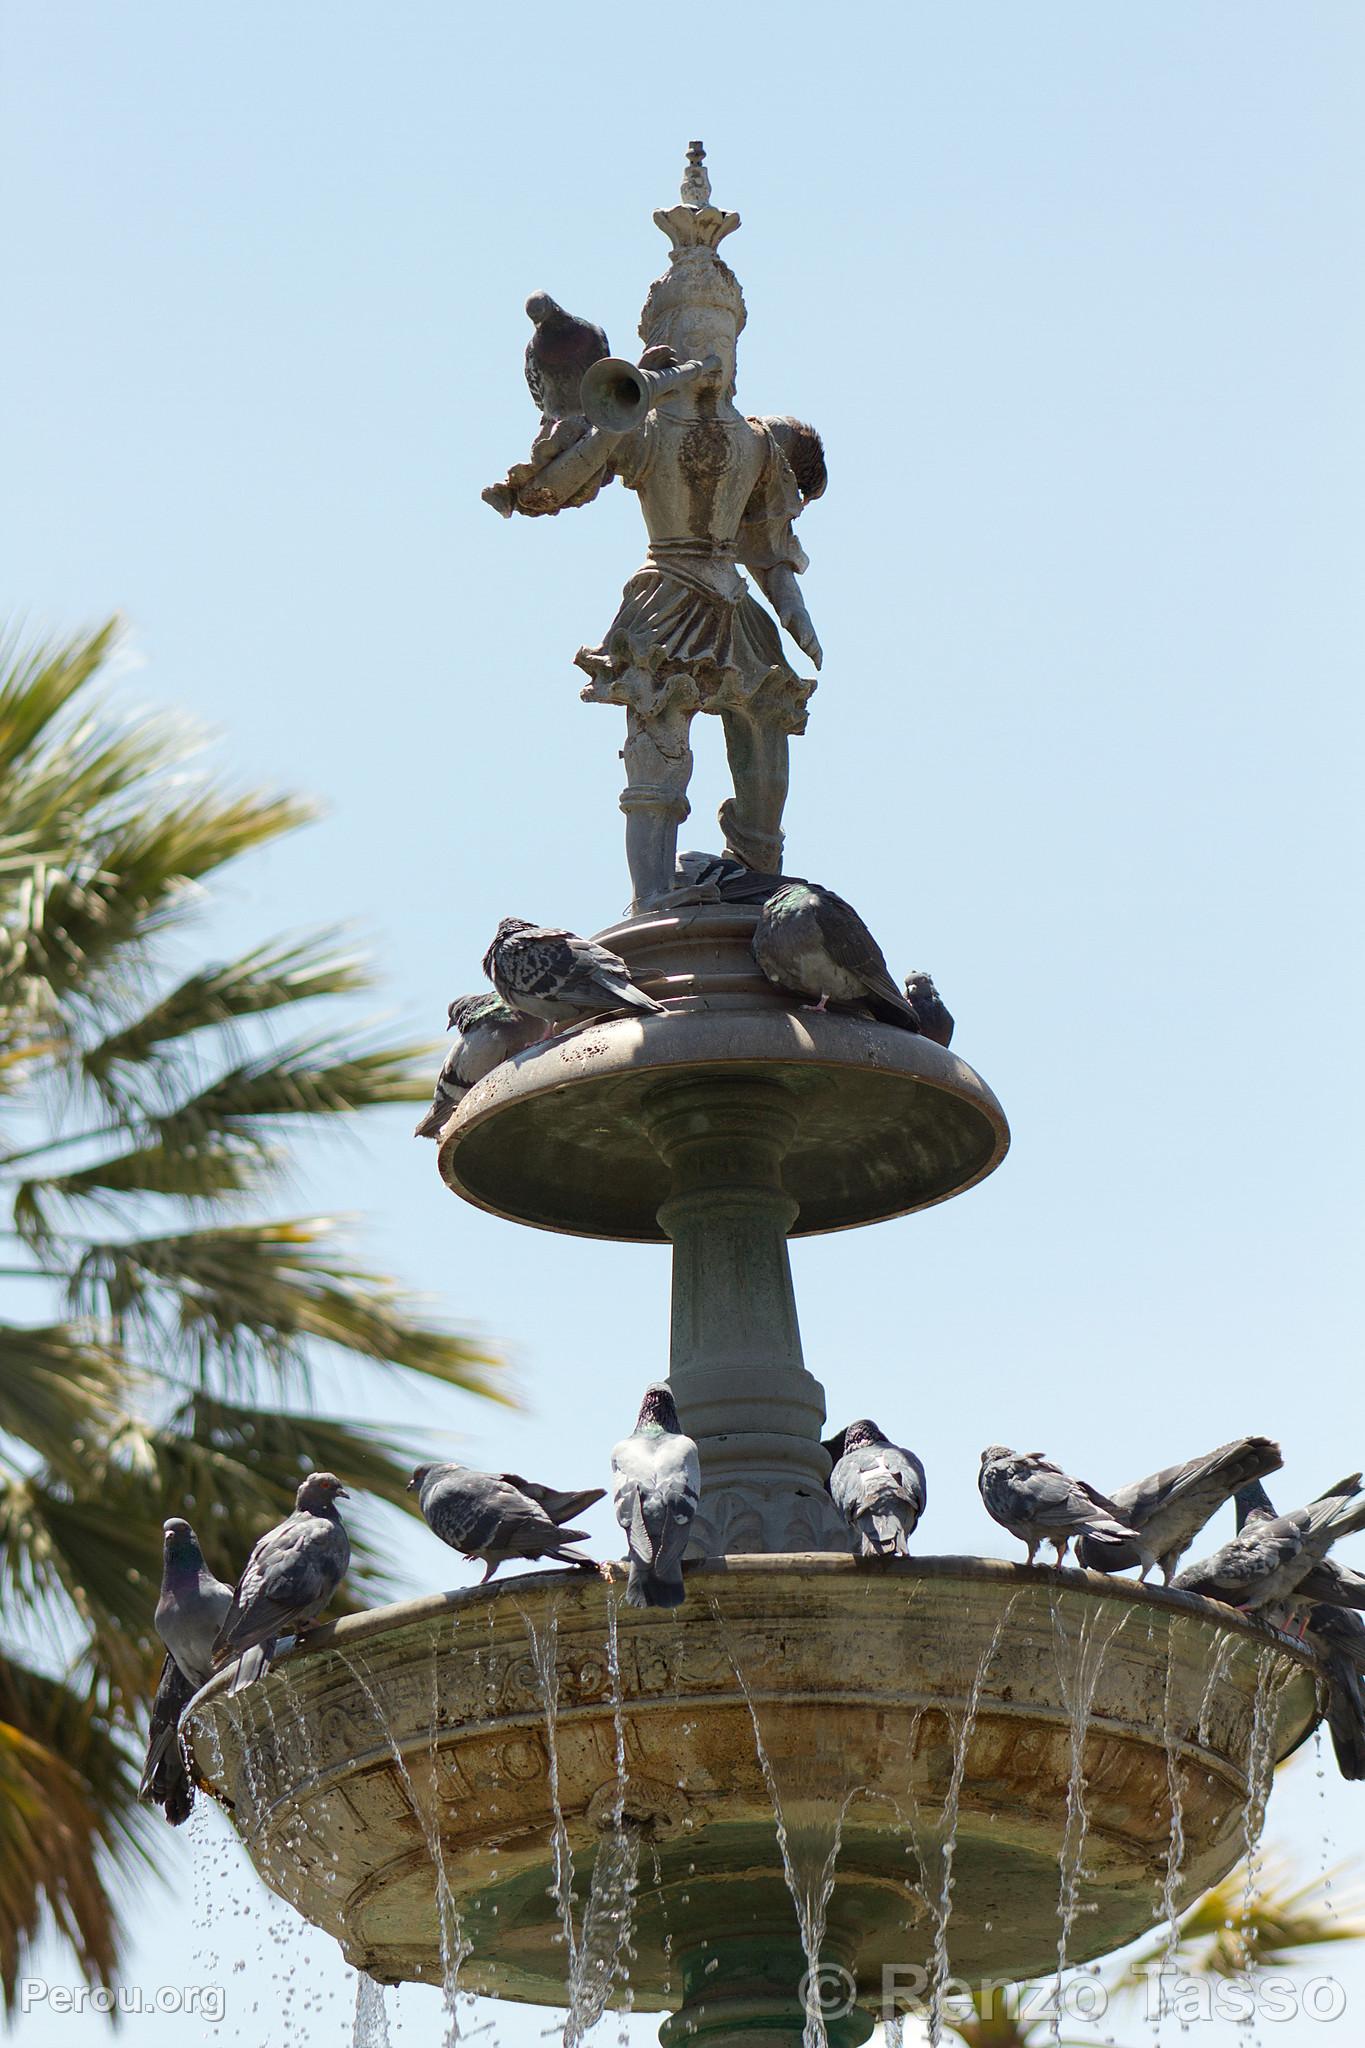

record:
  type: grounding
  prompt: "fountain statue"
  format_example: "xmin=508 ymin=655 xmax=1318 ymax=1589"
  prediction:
xmin=188 ymin=145 xmax=1325 ymax=2048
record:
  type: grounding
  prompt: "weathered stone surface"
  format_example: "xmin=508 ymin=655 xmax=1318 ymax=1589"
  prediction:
xmin=187 ymin=1557 xmax=1322 ymax=2013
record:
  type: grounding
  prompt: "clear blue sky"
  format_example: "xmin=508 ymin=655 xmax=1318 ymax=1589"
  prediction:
xmin=3 ymin=3 xmax=1363 ymax=2043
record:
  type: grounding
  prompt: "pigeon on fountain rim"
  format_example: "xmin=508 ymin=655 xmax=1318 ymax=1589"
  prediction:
xmin=484 ymin=917 xmax=665 ymax=1026
xmin=611 ymin=1383 xmax=700 ymax=1609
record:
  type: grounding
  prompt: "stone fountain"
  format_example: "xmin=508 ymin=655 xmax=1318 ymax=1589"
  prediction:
xmin=188 ymin=144 xmax=1324 ymax=2047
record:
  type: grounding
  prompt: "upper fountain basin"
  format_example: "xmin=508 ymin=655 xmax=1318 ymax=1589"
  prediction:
xmin=438 ymin=906 xmax=1008 ymax=1239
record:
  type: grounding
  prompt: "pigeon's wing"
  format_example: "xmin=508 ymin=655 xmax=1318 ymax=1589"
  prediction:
xmin=524 ymin=337 xmax=545 ymax=416
xmin=1111 ymin=1438 xmax=1283 ymax=1534
xmin=1175 ymin=1518 xmax=1305 ymax=1599
xmin=499 ymin=1475 xmax=607 ymax=1526
xmin=612 ymin=1436 xmax=699 ymax=1572
xmin=427 ymin=1473 xmax=555 ymax=1556
xmin=214 ymin=1520 xmax=341 ymax=1659
xmin=1011 ymin=1463 xmax=1097 ymax=1531
xmin=832 ymin=1446 xmax=925 ymax=1522
xmin=1300 ymin=1558 xmax=1365 ymax=1609
xmin=812 ymin=892 xmax=920 ymax=1022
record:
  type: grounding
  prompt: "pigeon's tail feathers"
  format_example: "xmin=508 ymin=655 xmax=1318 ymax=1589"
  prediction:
xmin=549 ymin=1545 xmax=598 ymax=1571
xmin=612 ymin=979 xmax=666 ymax=1015
xmin=414 ymin=1095 xmax=461 ymax=1139
xmin=227 ymin=1641 xmax=273 ymax=1696
xmin=1084 ymin=1515 xmax=1141 ymax=1550
xmin=545 ymin=1523 xmax=593 ymax=1550
xmin=1321 ymin=1493 xmax=1365 ymax=1543
xmin=624 ymin=1558 xmax=686 ymax=1609
xmin=866 ymin=982 xmax=924 ymax=1033
xmin=855 ymin=1506 xmax=915 ymax=1557
xmin=500 ymin=1477 xmax=606 ymax=1526
xmin=1324 ymin=1656 xmax=1365 ymax=1780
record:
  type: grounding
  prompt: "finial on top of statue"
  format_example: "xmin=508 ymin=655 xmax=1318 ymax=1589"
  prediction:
xmin=654 ymin=140 xmax=741 ymax=255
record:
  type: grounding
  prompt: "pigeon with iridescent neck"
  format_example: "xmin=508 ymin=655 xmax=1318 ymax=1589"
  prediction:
xmin=1075 ymin=1436 xmax=1283 ymax=1583
xmin=1173 ymin=1473 xmax=1365 ymax=1612
xmin=414 ymin=993 xmax=548 ymax=1137
xmin=753 ymin=882 xmax=921 ymax=1030
xmin=611 ymin=1383 xmax=700 ymax=1609
xmin=978 ymin=1445 xmax=1140 ymax=1567
xmin=484 ymin=918 xmax=665 ymax=1027
xmin=212 ymin=1472 xmax=351 ymax=1695
xmin=138 ymin=1517 xmax=232 ymax=1825
xmin=523 ymin=293 xmax=610 ymax=427
xmin=408 ymin=1463 xmax=602 ymax=1581
xmin=829 ymin=1418 xmax=926 ymax=1557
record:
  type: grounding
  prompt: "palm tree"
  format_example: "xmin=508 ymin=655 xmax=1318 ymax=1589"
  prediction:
xmin=0 ymin=619 xmax=504 ymax=2006
xmin=921 ymin=1858 xmax=1365 ymax=2046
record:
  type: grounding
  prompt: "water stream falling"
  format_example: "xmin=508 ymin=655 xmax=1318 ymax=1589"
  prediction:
xmin=564 ymin=1820 xmax=644 ymax=2046
xmin=716 ymin=1600 xmax=858 ymax=2048
xmin=1235 ymin=1646 xmax=1294 ymax=2002
xmin=338 ymin=1648 xmax=470 ymax=2047
xmin=1047 ymin=1596 xmax=1128 ymax=2039
xmin=352 ymin=1970 xmax=393 ymax=2046
xmin=520 ymin=1604 xmax=581 ymax=2001
xmin=924 ymin=1596 xmax=1018 ymax=2048
xmin=1157 ymin=1625 xmax=1188 ymax=1988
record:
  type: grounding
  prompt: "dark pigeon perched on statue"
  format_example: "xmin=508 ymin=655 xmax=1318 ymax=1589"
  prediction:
xmin=409 ymin=1463 xmax=601 ymax=1581
xmin=139 ymin=1518 xmax=232 ymax=1826
xmin=484 ymin=917 xmax=665 ymax=1027
xmin=1075 ymin=1436 xmax=1283 ymax=1583
xmin=414 ymin=993 xmax=548 ymax=1137
xmin=829 ymin=1418 xmax=926 ymax=1557
xmin=978 ymin=1445 xmax=1139 ymax=1567
xmin=611 ymin=1383 xmax=700 ymax=1610
xmin=213 ymin=1472 xmax=351 ymax=1695
xmin=903 ymin=973 xmax=955 ymax=1047
xmin=1172 ymin=1473 xmax=1365 ymax=1613
xmin=753 ymin=881 xmax=922 ymax=1030
xmin=651 ymin=850 xmax=788 ymax=911
xmin=524 ymin=292 xmax=610 ymax=426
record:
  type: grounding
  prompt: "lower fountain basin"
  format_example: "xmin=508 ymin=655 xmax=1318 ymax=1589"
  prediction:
xmin=186 ymin=1556 xmax=1321 ymax=2011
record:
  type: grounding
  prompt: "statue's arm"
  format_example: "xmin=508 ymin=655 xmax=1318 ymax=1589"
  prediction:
xmin=738 ymin=425 xmax=822 ymax=670
xmin=482 ymin=418 xmax=622 ymax=520
xmin=748 ymin=561 xmax=822 ymax=672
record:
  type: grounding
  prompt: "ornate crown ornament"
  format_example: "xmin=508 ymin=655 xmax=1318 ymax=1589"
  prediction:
xmin=652 ymin=140 xmax=741 ymax=255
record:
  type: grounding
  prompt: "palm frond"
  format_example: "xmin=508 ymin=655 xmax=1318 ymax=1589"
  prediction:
xmin=1154 ymin=1858 xmax=1365 ymax=1975
xmin=67 ymin=1219 xmax=507 ymax=1401
xmin=0 ymin=1478 xmax=161 ymax=1699
xmin=0 ymin=1652 xmax=148 ymax=2011
xmin=0 ymin=619 xmax=123 ymax=780
xmin=0 ymin=1324 xmax=133 ymax=1482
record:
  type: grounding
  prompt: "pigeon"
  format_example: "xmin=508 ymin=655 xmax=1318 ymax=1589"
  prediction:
xmin=414 ymin=993 xmax=548 ymax=1137
xmin=1304 ymin=1604 xmax=1365 ymax=1781
xmin=651 ymin=851 xmax=787 ymax=910
xmin=753 ymin=882 xmax=922 ymax=1031
xmin=1074 ymin=1436 xmax=1283 ymax=1583
xmin=408 ymin=1462 xmax=602 ymax=1581
xmin=756 ymin=417 xmax=828 ymax=506
xmin=212 ymin=1472 xmax=351 ymax=1695
xmin=978 ymin=1445 xmax=1140 ymax=1567
xmin=611 ymin=1383 xmax=700 ymax=1609
xmin=829 ymin=1418 xmax=926 ymax=1557
xmin=524 ymin=292 xmax=610 ymax=426
xmin=902 ymin=973 xmax=955 ymax=1048
xmin=1172 ymin=1473 xmax=1365 ymax=1613
xmin=483 ymin=918 xmax=665 ymax=1026
xmin=138 ymin=1517 xmax=232 ymax=1825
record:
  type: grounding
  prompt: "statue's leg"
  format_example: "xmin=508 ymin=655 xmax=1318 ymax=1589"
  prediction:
xmin=717 ymin=701 xmax=788 ymax=876
xmin=620 ymin=690 xmax=697 ymax=911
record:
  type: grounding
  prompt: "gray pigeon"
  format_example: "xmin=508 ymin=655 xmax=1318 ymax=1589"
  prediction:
xmin=483 ymin=917 xmax=665 ymax=1026
xmin=1074 ymin=1435 xmax=1283 ymax=1583
xmin=524 ymin=292 xmax=610 ymax=425
xmin=902 ymin=973 xmax=955 ymax=1047
xmin=753 ymin=882 xmax=922 ymax=1031
xmin=408 ymin=1462 xmax=602 ymax=1581
xmin=1172 ymin=1473 xmax=1365 ymax=1613
xmin=829 ymin=1418 xmax=926 ymax=1557
xmin=1305 ymin=1604 xmax=1365 ymax=1781
xmin=978 ymin=1444 xmax=1140 ymax=1567
xmin=414 ymin=992 xmax=548 ymax=1137
xmin=138 ymin=1517 xmax=232 ymax=1825
xmin=611 ymin=1383 xmax=700 ymax=1609
xmin=212 ymin=1472 xmax=351 ymax=1695
xmin=652 ymin=851 xmax=788 ymax=911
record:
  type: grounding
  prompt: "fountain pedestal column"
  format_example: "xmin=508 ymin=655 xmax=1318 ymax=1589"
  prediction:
xmin=648 ymin=1076 xmax=847 ymax=1552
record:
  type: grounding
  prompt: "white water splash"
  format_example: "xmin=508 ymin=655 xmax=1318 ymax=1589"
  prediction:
xmin=564 ymin=1821 xmax=642 ymax=2045
xmin=1236 ymin=1646 xmax=1293 ymax=2005
xmin=1159 ymin=1624 xmax=1188 ymax=1976
xmin=1047 ymin=1596 xmax=1128 ymax=2038
xmin=353 ymin=1971 xmax=393 ymax=2046
xmin=926 ymin=1596 xmax=1018 ymax=2048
